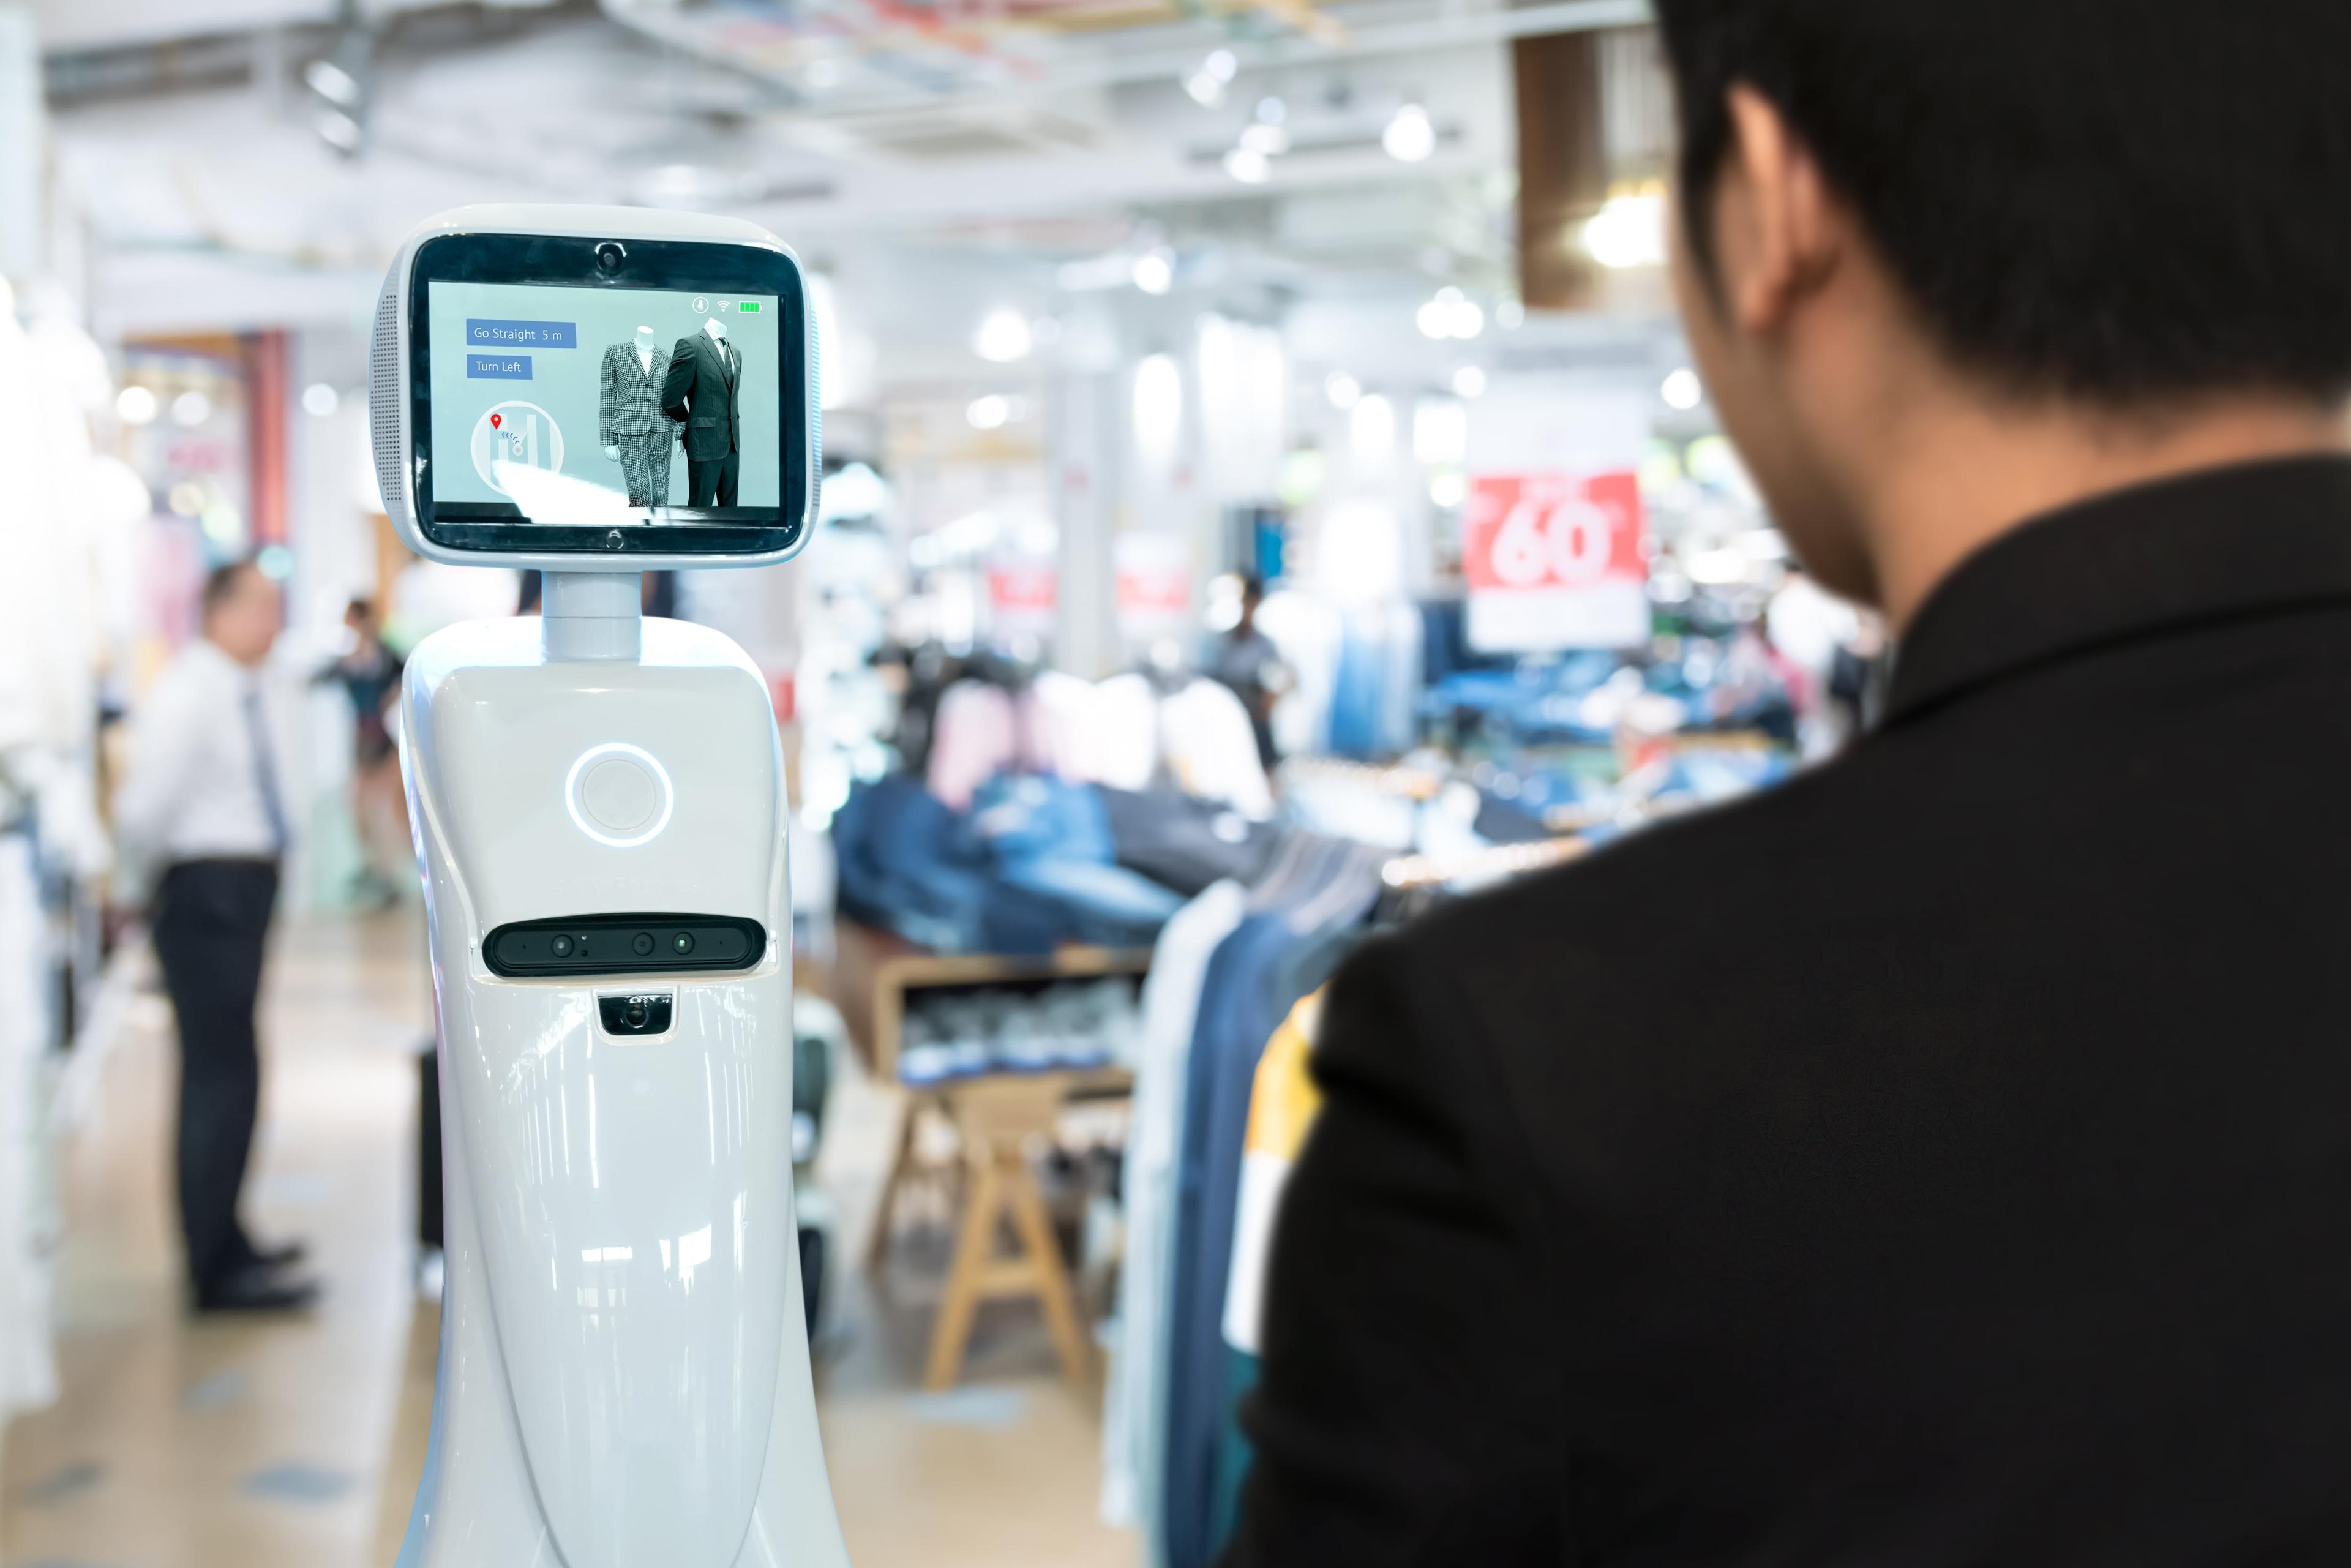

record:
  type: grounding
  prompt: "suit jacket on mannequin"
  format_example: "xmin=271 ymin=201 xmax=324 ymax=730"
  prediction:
xmin=659 ymin=331 xmax=743 ymax=460
xmin=599 ymin=343 xmax=677 ymax=445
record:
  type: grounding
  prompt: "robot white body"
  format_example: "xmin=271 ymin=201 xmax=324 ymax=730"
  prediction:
xmin=373 ymin=203 xmax=846 ymax=1568
xmin=394 ymin=606 xmax=851 ymax=1568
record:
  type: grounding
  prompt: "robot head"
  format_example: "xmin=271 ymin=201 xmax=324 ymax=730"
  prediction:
xmin=369 ymin=204 xmax=819 ymax=572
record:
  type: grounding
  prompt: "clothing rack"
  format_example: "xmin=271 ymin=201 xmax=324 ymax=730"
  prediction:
xmin=1280 ymin=756 xmax=1445 ymax=801
xmin=1379 ymin=834 xmax=1586 ymax=890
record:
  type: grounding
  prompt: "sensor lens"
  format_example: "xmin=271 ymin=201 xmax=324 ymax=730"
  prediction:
xmin=632 ymin=932 xmax=655 ymax=956
xmin=672 ymin=932 xmax=696 ymax=955
xmin=551 ymin=934 xmax=575 ymax=958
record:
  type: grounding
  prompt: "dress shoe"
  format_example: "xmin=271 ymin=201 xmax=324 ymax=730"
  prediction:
xmin=195 ymin=1264 xmax=322 ymax=1315
xmin=247 ymin=1237 xmax=309 ymax=1271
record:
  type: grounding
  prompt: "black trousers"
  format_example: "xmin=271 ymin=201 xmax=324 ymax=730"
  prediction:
xmin=152 ymin=858 xmax=278 ymax=1288
xmin=686 ymin=449 xmax=740 ymax=508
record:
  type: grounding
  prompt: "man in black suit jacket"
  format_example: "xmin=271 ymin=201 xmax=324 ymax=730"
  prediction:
xmin=1226 ymin=2 xmax=2351 ymax=1564
xmin=659 ymin=325 xmax=743 ymax=507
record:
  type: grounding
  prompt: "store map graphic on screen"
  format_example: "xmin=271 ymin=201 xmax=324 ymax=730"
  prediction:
xmin=426 ymin=279 xmax=782 ymax=513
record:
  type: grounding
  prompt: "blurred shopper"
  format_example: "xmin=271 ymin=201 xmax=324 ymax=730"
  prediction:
xmin=116 ymin=561 xmax=320 ymax=1313
xmin=1229 ymin=2 xmax=2351 ymax=1564
xmin=1209 ymin=576 xmax=1289 ymax=769
xmin=321 ymin=596 xmax=407 ymax=907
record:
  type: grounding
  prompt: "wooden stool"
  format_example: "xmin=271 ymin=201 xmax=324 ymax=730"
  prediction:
xmin=921 ymin=1074 xmax=1092 ymax=1392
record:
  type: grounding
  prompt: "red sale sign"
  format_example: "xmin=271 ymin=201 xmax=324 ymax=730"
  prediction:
xmin=1461 ymin=470 xmax=1648 ymax=651
xmin=988 ymin=563 xmax=1058 ymax=639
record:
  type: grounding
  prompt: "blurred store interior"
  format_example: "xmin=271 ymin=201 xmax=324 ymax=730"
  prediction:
xmin=0 ymin=0 xmax=1879 ymax=1564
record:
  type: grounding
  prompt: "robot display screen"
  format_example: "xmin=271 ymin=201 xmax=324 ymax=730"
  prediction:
xmin=399 ymin=228 xmax=812 ymax=560
xmin=427 ymin=279 xmax=784 ymax=519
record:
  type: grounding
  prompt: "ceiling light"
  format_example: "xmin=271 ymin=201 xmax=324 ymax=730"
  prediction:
xmin=973 ymin=309 xmax=1033 ymax=364
xmin=1451 ymin=366 xmax=1487 ymax=399
xmin=1256 ymin=96 xmax=1286 ymax=124
xmin=967 ymin=394 xmax=1011 ymax=430
xmin=1660 ymin=367 xmax=1704 ymax=410
xmin=1223 ymin=146 xmax=1270 ymax=184
xmin=1132 ymin=249 xmax=1175 ymax=295
xmin=316 ymin=109 xmax=363 ymax=154
xmin=1383 ymin=103 xmax=1436 ymax=163
xmin=303 ymin=58 xmax=361 ymax=108
xmin=1415 ymin=287 xmax=1483 ymax=340
xmin=116 ymin=385 xmax=157 ymax=425
xmin=1183 ymin=47 xmax=1239 ymax=106
xmin=1324 ymin=370 xmax=1361 ymax=410
xmin=301 ymin=383 xmax=340 ymax=418
xmin=1583 ymin=186 xmax=1668 ymax=269
xmin=1495 ymin=299 xmax=1525 ymax=329
xmin=1238 ymin=122 xmax=1289 ymax=157
xmin=1429 ymin=472 xmax=1467 ymax=508
xmin=171 ymin=391 xmax=212 ymax=427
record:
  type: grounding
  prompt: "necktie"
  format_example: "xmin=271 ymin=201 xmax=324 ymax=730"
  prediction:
xmin=243 ymin=680 xmax=291 ymax=855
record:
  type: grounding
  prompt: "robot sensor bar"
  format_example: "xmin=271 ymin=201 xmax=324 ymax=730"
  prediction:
xmin=484 ymin=913 xmax=766 ymax=978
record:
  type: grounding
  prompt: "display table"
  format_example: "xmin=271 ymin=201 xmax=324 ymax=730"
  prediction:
xmin=832 ymin=919 xmax=1149 ymax=1389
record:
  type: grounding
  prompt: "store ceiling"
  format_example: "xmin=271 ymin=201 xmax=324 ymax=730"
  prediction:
xmin=37 ymin=0 xmax=1659 ymax=363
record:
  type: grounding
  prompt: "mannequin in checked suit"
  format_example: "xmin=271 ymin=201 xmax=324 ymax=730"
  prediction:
xmin=599 ymin=326 xmax=680 ymax=506
xmin=659 ymin=317 xmax=743 ymax=508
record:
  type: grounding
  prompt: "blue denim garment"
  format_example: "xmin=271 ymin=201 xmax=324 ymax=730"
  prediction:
xmin=974 ymin=775 xmax=1182 ymax=947
xmin=1000 ymin=857 xmax=1183 ymax=948
xmin=970 ymin=773 xmax=1119 ymax=865
xmin=832 ymin=775 xmax=992 ymax=950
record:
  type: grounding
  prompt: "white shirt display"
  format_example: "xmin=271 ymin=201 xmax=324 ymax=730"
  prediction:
xmin=1048 ymin=673 xmax=1275 ymax=821
xmin=114 ymin=639 xmax=297 ymax=880
xmin=0 ymin=834 xmax=56 ymax=1430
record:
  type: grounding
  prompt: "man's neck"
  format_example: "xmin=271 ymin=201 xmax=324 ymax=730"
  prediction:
xmin=1856 ymin=397 xmax=2351 ymax=632
xmin=204 ymin=634 xmax=264 ymax=670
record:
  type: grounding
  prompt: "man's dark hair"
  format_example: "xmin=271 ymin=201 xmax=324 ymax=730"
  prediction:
xmin=201 ymin=558 xmax=263 ymax=616
xmin=1652 ymin=1 xmax=2351 ymax=404
xmin=347 ymin=596 xmax=375 ymax=621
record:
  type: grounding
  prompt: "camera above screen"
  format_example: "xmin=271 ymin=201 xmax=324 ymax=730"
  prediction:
xmin=369 ymin=206 xmax=819 ymax=571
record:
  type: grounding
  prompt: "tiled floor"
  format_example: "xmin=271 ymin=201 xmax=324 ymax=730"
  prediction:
xmin=1 ymin=906 xmax=1136 ymax=1568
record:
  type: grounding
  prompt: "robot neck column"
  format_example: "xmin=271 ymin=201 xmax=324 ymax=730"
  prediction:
xmin=542 ymin=571 xmax=643 ymax=662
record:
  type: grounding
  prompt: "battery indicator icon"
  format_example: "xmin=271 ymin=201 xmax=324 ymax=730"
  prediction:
xmin=739 ymin=301 xmax=762 ymax=313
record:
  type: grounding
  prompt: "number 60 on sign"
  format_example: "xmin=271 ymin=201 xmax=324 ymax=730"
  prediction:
xmin=1461 ymin=470 xmax=1649 ymax=651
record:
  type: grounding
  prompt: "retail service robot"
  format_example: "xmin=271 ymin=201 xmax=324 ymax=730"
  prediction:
xmin=369 ymin=205 xmax=850 ymax=1568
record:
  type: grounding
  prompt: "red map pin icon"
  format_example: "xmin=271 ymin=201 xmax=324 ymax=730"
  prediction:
xmin=490 ymin=413 xmax=503 ymax=429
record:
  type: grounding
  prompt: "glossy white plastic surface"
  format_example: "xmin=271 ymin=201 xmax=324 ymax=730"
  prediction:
xmin=396 ymin=613 xmax=850 ymax=1568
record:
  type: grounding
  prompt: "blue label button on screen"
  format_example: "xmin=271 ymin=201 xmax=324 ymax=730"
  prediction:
xmin=467 ymin=354 xmax=533 ymax=380
xmin=465 ymin=318 xmax=576 ymax=348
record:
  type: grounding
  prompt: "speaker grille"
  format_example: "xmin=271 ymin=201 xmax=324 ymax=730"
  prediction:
xmin=368 ymin=285 xmax=403 ymax=516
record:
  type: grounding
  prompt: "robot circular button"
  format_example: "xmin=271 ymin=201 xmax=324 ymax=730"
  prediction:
xmin=563 ymin=742 xmax=675 ymax=848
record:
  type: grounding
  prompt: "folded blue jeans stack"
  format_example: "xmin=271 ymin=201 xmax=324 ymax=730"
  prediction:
xmin=970 ymin=775 xmax=1183 ymax=950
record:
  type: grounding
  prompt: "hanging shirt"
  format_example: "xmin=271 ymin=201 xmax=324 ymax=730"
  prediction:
xmin=1101 ymin=880 xmax=1250 ymax=1549
xmin=114 ymin=639 xmax=296 ymax=883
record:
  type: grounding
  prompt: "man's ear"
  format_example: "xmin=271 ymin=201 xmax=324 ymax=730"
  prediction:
xmin=1717 ymin=84 xmax=1842 ymax=339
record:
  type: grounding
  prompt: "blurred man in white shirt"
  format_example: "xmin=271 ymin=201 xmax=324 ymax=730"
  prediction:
xmin=115 ymin=560 xmax=319 ymax=1313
